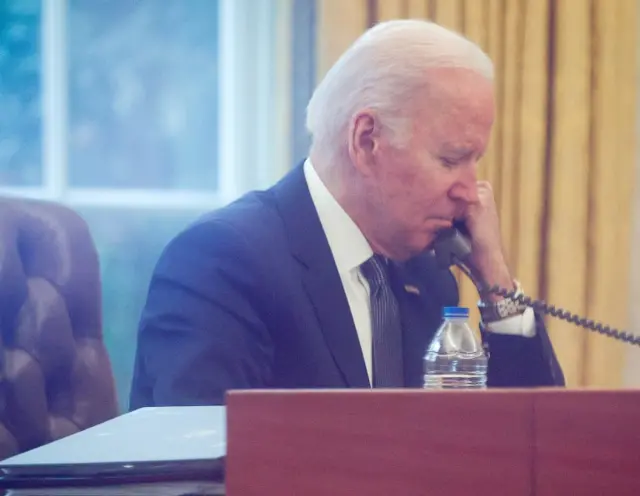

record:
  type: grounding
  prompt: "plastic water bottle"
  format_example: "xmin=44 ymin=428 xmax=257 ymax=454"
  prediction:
xmin=423 ymin=306 xmax=488 ymax=389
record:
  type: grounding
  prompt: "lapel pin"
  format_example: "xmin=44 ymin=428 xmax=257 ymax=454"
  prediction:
xmin=404 ymin=284 xmax=420 ymax=295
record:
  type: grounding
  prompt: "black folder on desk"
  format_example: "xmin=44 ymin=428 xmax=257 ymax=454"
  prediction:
xmin=0 ymin=406 xmax=226 ymax=495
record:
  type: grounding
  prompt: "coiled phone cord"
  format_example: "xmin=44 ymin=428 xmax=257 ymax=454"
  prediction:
xmin=455 ymin=260 xmax=640 ymax=347
xmin=484 ymin=284 xmax=640 ymax=347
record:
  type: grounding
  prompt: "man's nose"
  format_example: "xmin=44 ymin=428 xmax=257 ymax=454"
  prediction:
xmin=449 ymin=174 xmax=479 ymax=204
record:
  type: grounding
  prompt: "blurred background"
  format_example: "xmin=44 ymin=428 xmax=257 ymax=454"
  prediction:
xmin=0 ymin=0 xmax=638 ymax=411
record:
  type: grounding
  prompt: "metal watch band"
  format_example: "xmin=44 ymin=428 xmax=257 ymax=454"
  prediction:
xmin=478 ymin=280 xmax=527 ymax=323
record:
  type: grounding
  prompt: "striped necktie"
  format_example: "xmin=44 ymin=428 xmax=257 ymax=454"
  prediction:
xmin=360 ymin=255 xmax=404 ymax=387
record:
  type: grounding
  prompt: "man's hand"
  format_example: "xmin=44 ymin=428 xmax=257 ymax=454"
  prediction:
xmin=463 ymin=181 xmax=514 ymax=301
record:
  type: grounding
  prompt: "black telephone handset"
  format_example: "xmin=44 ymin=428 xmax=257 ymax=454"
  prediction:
xmin=432 ymin=221 xmax=473 ymax=270
xmin=432 ymin=223 xmax=640 ymax=347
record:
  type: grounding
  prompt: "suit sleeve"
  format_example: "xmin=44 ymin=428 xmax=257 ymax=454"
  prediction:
xmin=483 ymin=312 xmax=565 ymax=387
xmin=129 ymin=219 xmax=274 ymax=409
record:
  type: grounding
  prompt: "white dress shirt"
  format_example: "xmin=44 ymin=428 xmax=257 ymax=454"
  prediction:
xmin=303 ymin=159 xmax=536 ymax=384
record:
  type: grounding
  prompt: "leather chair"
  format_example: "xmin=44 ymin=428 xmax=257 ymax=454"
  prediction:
xmin=0 ymin=197 xmax=119 ymax=459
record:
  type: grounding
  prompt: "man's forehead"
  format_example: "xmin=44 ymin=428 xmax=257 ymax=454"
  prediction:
xmin=422 ymin=107 xmax=493 ymax=154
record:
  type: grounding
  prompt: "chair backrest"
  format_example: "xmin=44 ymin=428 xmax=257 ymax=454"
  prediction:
xmin=0 ymin=197 xmax=119 ymax=459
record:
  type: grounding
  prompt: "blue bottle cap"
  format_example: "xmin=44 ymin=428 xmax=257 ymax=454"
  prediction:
xmin=443 ymin=306 xmax=469 ymax=318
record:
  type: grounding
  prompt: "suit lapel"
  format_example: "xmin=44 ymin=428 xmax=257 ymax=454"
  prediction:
xmin=301 ymin=265 xmax=370 ymax=388
xmin=272 ymin=164 xmax=370 ymax=388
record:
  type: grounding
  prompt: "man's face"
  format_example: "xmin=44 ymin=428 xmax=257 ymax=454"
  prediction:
xmin=356 ymin=68 xmax=495 ymax=260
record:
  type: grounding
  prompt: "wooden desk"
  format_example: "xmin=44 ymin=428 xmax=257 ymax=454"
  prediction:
xmin=226 ymin=389 xmax=640 ymax=496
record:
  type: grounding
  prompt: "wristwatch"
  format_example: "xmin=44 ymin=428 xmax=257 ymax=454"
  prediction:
xmin=478 ymin=280 xmax=528 ymax=323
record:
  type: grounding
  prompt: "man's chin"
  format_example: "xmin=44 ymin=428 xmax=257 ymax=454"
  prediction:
xmin=396 ymin=238 xmax=436 ymax=262
xmin=386 ymin=231 xmax=439 ymax=261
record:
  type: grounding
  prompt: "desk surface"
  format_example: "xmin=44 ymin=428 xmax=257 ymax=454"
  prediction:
xmin=0 ymin=406 xmax=226 ymax=494
xmin=2 ymin=406 xmax=226 ymax=466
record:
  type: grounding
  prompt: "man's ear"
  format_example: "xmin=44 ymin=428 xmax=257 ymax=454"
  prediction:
xmin=348 ymin=109 xmax=380 ymax=175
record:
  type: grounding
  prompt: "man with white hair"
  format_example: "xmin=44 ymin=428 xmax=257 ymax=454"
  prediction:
xmin=129 ymin=20 xmax=564 ymax=408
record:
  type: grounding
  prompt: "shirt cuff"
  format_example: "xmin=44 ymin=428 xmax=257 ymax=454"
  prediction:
xmin=483 ymin=306 xmax=536 ymax=338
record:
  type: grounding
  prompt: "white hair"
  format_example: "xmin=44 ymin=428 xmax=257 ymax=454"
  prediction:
xmin=306 ymin=19 xmax=494 ymax=161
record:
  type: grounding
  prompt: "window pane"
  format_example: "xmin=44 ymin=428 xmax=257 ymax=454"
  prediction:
xmin=79 ymin=208 xmax=202 ymax=410
xmin=0 ymin=0 xmax=42 ymax=186
xmin=68 ymin=0 xmax=219 ymax=190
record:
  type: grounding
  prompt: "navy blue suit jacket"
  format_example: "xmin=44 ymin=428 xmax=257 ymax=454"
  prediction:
xmin=129 ymin=164 xmax=564 ymax=409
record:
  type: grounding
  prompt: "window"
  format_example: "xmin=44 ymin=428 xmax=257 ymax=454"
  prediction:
xmin=67 ymin=0 xmax=220 ymax=190
xmin=0 ymin=0 xmax=297 ymax=409
xmin=0 ymin=0 xmax=42 ymax=186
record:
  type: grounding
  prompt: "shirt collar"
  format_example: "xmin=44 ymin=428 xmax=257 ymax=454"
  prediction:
xmin=304 ymin=158 xmax=373 ymax=273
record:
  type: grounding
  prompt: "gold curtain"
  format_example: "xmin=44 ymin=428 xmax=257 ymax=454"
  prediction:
xmin=316 ymin=0 xmax=637 ymax=387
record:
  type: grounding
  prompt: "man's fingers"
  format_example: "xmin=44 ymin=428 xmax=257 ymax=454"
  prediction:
xmin=476 ymin=180 xmax=493 ymax=192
